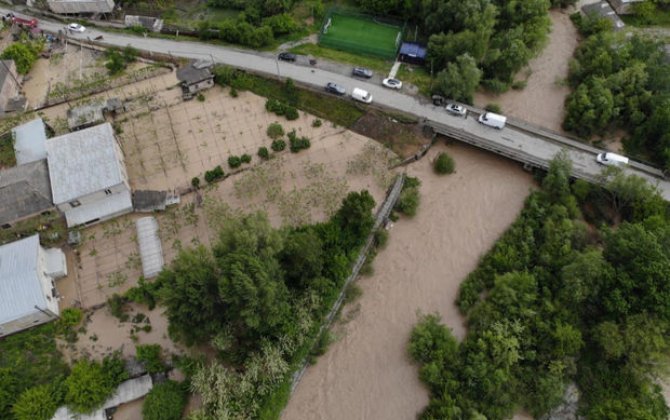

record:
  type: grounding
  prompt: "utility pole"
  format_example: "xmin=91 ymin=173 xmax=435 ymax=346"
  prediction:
xmin=429 ymin=58 xmax=434 ymax=92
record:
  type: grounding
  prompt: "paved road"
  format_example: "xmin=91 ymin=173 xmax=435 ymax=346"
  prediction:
xmin=6 ymin=7 xmax=670 ymax=200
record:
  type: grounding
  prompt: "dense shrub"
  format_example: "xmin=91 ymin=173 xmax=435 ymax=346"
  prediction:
xmin=271 ymin=139 xmax=286 ymax=152
xmin=142 ymin=380 xmax=188 ymax=420
xmin=284 ymin=106 xmax=299 ymax=120
xmin=434 ymin=152 xmax=455 ymax=175
xmin=266 ymin=122 xmax=284 ymax=139
xmin=191 ymin=176 xmax=201 ymax=189
xmin=125 ymin=276 xmax=161 ymax=310
xmin=265 ymin=98 xmax=285 ymax=116
xmin=204 ymin=165 xmax=225 ymax=183
xmin=312 ymin=119 xmax=322 ymax=128
xmin=287 ymin=129 xmax=310 ymax=153
xmin=12 ymin=383 xmax=62 ymax=420
xmin=228 ymin=156 xmax=242 ymax=169
xmin=107 ymin=293 xmax=128 ymax=322
xmin=64 ymin=356 xmax=127 ymax=414
xmin=136 ymin=344 xmax=166 ymax=374
xmin=395 ymin=176 xmax=421 ymax=217
xmin=0 ymin=41 xmax=41 ymax=74
xmin=485 ymin=103 xmax=502 ymax=114
xmin=258 ymin=146 xmax=270 ymax=160
xmin=241 ymin=153 xmax=252 ymax=164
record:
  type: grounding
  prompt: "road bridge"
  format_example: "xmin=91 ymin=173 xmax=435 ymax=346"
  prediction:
xmin=5 ymin=6 xmax=670 ymax=200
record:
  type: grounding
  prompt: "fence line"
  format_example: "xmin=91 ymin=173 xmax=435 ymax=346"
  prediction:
xmin=289 ymin=173 xmax=406 ymax=393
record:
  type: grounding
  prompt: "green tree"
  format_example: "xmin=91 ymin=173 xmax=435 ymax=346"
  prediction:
xmin=0 ymin=43 xmax=39 ymax=74
xmin=12 ymin=383 xmax=62 ymax=420
xmin=434 ymin=53 xmax=482 ymax=104
xmin=136 ymin=344 xmax=166 ymax=374
xmin=563 ymin=77 xmax=615 ymax=136
xmin=142 ymin=380 xmax=188 ymax=420
xmin=434 ymin=152 xmax=455 ymax=174
xmin=279 ymin=229 xmax=324 ymax=290
xmin=64 ymin=359 xmax=115 ymax=413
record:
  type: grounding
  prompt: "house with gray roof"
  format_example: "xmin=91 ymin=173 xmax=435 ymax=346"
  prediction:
xmin=0 ymin=234 xmax=66 ymax=337
xmin=0 ymin=159 xmax=54 ymax=229
xmin=583 ymin=1 xmax=626 ymax=31
xmin=12 ymin=118 xmax=48 ymax=165
xmin=46 ymin=0 xmax=115 ymax=14
xmin=46 ymin=123 xmax=132 ymax=227
xmin=177 ymin=60 xmax=214 ymax=97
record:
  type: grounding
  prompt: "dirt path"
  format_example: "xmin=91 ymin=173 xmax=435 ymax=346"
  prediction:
xmin=475 ymin=9 xmax=579 ymax=133
xmin=282 ymin=142 xmax=534 ymax=420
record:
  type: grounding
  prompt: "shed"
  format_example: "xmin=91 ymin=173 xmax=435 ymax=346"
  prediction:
xmin=136 ymin=216 xmax=163 ymax=278
xmin=177 ymin=60 xmax=214 ymax=95
xmin=67 ymin=98 xmax=121 ymax=131
xmin=12 ymin=118 xmax=47 ymax=165
xmin=46 ymin=0 xmax=115 ymax=14
xmin=398 ymin=42 xmax=427 ymax=65
xmin=124 ymin=15 xmax=164 ymax=33
xmin=583 ymin=1 xmax=626 ymax=30
xmin=0 ymin=159 xmax=54 ymax=228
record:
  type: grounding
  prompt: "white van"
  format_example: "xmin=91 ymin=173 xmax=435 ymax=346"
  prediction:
xmin=478 ymin=112 xmax=507 ymax=129
xmin=596 ymin=152 xmax=629 ymax=167
xmin=352 ymin=87 xmax=373 ymax=104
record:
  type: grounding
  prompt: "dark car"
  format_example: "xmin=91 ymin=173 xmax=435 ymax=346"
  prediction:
xmin=278 ymin=52 xmax=297 ymax=62
xmin=325 ymin=82 xmax=346 ymax=96
xmin=352 ymin=67 xmax=373 ymax=78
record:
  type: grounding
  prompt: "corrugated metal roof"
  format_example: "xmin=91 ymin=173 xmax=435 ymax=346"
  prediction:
xmin=0 ymin=235 xmax=47 ymax=325
xmin=136 ymin=217 xmax=164 ymax=278
xmin=47 ymin=0 xmax=115 ymax=14
xmin=12 ymin=118 xmax=47 ymax=165
xmin=64 ymin=189 xmax=133 ymax=227
xmin=46 ymin=123 xmax=125 ymax=205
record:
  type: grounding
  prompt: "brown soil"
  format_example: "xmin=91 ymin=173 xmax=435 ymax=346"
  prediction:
xmin=282 ymin=142 xmax=535 ymax=420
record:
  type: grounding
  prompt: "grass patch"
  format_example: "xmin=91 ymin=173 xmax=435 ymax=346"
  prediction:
xmin=621 ymin=11 xmax=670 ymax=27
xmin=0 ymin=212 xmax=67 ymax=247
xmin=290 ymin=43 xmax=392 ymax=75
xmin=0 ymin=131 xmax=16 ymax=168
xmin=396 ymin=64 xmax=432 ymax=96
xmin=319 ymin=13 xmax=401 ymax=59
xmin=214 ymin=65 xmax=365 ymax=127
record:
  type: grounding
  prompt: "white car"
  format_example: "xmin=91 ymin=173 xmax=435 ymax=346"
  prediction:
xmin=68 ymin=23 xmax=86 ymax=33
xmin=446 ymin=103 xmax=467 ymax=117
xmin=382 ymin=78 xmax=402 ymax=90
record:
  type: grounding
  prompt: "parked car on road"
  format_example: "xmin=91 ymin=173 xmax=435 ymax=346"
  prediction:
xmin=68 ymin=23 xmax=86 ymax=33
xmin=352 ymin=67 xmax=373 ymax=78
xmin=352 ymin=87 xmax=373 ymax=104
xmin=446 ymin=103 xmax=467 ymax=117
xmin=278 ymin=52 xmax=297 ymax=62
xmin=596 ymin=152 xmax=629 ymax=167
xmin=325 ymin=82 xmax=346 ymax=96
xmin=382 ymin=78 xmax=402 ymax=90
xmin=478 ymin=112 xmax=507 ymax=129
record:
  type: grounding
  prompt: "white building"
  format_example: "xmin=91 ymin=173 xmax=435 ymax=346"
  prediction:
xmin=46 ymin=123 xmax=133 ymax=227
xmin=45 ymin=0 xmax=115 ymax=14
xmin=0 ymin=234 xmax=67 ymax=337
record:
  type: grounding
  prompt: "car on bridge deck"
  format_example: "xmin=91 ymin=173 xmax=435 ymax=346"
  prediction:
xmin=446 ymin=103 xmax=467 ymax=117
xmin=596 ymin=152 xmax=629 ymax=167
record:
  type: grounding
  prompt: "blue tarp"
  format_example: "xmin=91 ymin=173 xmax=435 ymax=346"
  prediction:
xmin=399 ymin=42 xmax=427 ymax=59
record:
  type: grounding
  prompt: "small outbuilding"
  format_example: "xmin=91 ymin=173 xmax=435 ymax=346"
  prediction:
xmin=177 ymin=60 xmax=214 ymax=97
xmin=0 ymin=234 xmax=66 ymax=337
xmin=67 ymin=98 xmax=122 ymax=131
xmin=583 ymin=1 xmax=626 ymax=30
xmin=398 ymin=42 xmax=427 ymax=65
xmin=12 ymin=118 xmax=47 ymax=165
xmin=45 ymin=0 xmax=115 ymax=14
xmin=0 ymin=159 xmax=54 ymax=229
xmin=124 ymin=15 xmax=164 ymax=33
xmin=46 ymin=122 xmax=133 ymax=227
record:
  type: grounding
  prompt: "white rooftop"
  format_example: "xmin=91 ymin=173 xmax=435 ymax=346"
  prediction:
xmin=64 ymin=189 xmax=133 ymax=227
xmin=0 ymin=235 xmax=47 ymax=325
xmin=12 ymin=118 xmax=47 ymax=165
xmin=46 ymin=123 xmax=125 ymax=205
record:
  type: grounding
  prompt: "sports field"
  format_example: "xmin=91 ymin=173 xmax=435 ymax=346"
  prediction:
xmin=320 ymin=13 xmax=402 ymax=60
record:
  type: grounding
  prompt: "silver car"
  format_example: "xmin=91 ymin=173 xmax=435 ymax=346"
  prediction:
xmin=446 ymin=103 xmax=467 ymax=117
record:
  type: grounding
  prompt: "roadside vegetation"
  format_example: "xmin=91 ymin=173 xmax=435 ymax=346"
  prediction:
xmin=623 ymin=0 xmax=670 ymax=27
xmin=565 ymin=13 xmax=670 ymax=170
xmin=213 ymin=66 xmax=364 ymax=127
xmin=0 ymin=36 xmax=43 ymax=74
xmin=409 ymin=153 xmax=670 ymax=418
xmin=122 ymin=191 xmax=378 ymax=418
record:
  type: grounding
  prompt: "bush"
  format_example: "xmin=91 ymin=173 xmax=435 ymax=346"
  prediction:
xmin=107 ymin=294 xmax=128 ymax=322
xmin=258 ymin=146 xmax=270 ymax=160
xmin=374 ymin=229 xmax=389 ymax=249
xmin=228 ymin=155 xmax=242 ymax=169
xmin=65 ymin=358 xmax=121 ymax=413
xmin=395 ymin=176 xmax=421 ymax=217
xmin=485 ymin=103 xmax=502 ymax=114
xmin=312 ymin=119 xmax=322 ymax=128
xmin=511 ymin=80 xmax=527 ymax=90
xmin=285 ymin=106 xmax=300 ymax=120
xmin=265 ymin=98 xmax=285 ymax=116
xmin=266 ymin=122 xmax=284 ymax=139
xmin=125 ymin=276 xmax=161 ymax=310
xmin=136 ymin=344 xmax=166 ymax=374
xmin=204 ymin=165 xmax=225 ymax=183
xmin=191 ymin=177 xmax=201 ymax=189
xmin=196 ymin=93 xmax=205 ymax=102
xmin=240 ymin=154 xmax=252 ymax=164
xmin=434 ymin=152 xmax=455 ymax=175
xmin=230 ymin=87 xmax=238 ymax=97
xmin=289 ymin=136 xmax=311 ymax=153
xmin=12 ymin=383 xmax=62 ymax=420
xmin=55 ymin=308 xmax=83 ymax=342
xmin=271 ymin=139 xmax=286 ymax=152
xmin=142 ymin=380 xmax=188 ymax=420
